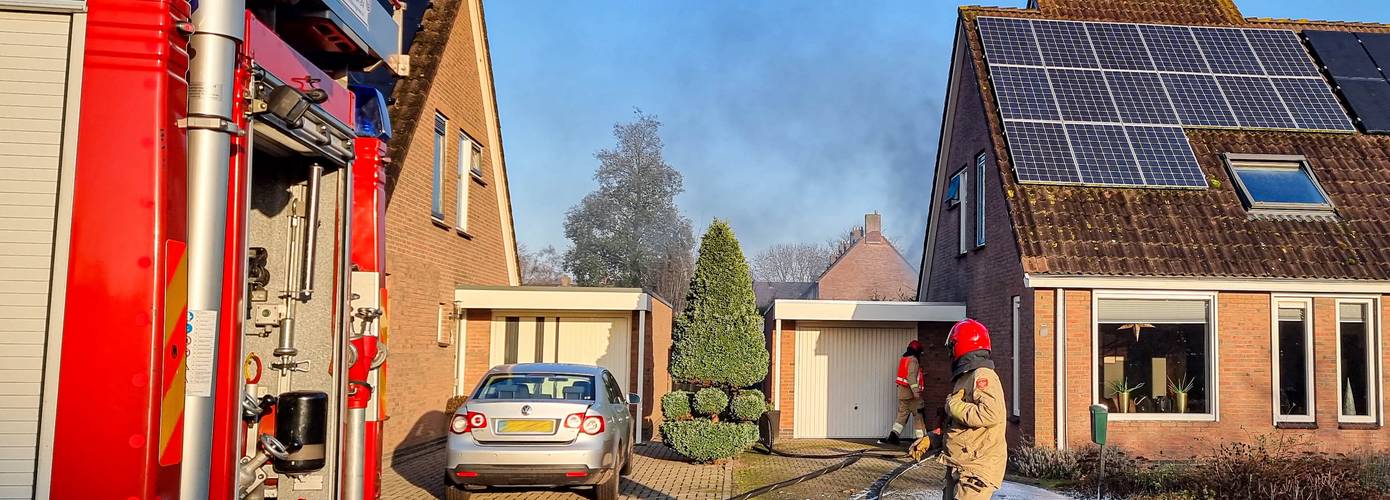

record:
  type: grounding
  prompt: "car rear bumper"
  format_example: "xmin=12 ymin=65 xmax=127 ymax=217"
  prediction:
xmin=447 ymin=464 xmax=612 ymax=487
xmin=447 ymin=434 xmax=615 ymax=469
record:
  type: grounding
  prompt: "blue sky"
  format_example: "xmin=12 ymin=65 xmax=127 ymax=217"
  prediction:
xmin=485 ymin=0 xmax=1385 ymax=265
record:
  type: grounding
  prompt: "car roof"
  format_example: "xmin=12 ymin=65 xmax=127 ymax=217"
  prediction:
xmin=486 ymin=363 xmax=608 ymax=377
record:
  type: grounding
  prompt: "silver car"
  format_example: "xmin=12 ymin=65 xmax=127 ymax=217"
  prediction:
xmin=445 ymin=363 xmax=638 ymax=500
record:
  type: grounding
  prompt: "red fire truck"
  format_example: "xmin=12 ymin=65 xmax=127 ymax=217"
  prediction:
xmin=2 ymin=0 xmax=403 ymax=497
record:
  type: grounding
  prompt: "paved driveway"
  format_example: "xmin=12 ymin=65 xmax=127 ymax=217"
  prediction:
xmin=382 ymin=442 xmax=732 ymax=499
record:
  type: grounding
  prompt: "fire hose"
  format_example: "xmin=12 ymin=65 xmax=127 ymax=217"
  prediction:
xmin=725 ymin=444 xmax=939 ymax=500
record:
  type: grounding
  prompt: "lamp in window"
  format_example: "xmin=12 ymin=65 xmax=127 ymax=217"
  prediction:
xmin=1118 ymin=323 xmax=1154 ymax=341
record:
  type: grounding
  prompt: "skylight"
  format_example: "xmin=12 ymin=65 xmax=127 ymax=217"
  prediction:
xmin=1224 ymin=155 xmax=1333 ymax=214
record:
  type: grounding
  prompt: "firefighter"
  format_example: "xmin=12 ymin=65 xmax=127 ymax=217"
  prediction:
xmin=909 ymin=318 xmax=1007 ymax=500
xmin=880 ymin=339 xmax=927 ymax=445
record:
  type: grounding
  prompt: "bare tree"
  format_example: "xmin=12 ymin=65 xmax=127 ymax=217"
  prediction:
xmin=750 ymin=242 xmax=830 ymax=282
xmin=826 ymin=225 xmax=865 ymax=265
xmin=519 ymin=243 xmax=568 ymax=285
xmin=562 ymin=110 xmax=695 ymax=303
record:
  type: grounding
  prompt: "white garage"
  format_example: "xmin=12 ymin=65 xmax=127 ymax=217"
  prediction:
xmin=768 ymin=300 xmax=967 ymax=440
xmin=487 ymin=315 xmax=631 ymax=391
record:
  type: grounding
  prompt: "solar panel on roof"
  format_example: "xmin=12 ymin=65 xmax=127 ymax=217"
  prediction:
xmin=1192 ymin=27 xmax=1265 ymax=75
xmin=1066 ymin=124 xmax=1147 ymax=185
xmin=1126 ymin=126 xmax=1207 ymax=188
xmin=1270 ymin=78 xmax=1356 ymax=131
xmin=1245 ymin=30 xmax=1322 ymax=77
xmin=1048 ymin=68 xmax=1119 ymax=122
xmin=990 ymin=66 xmax=1060 ymax=120
xmin=977 ymin=16 xmax=1352 ymax=188
xmin=1337 ymin=79 xmax=1390 ymax=133
xmin=1305 ymin=31 xmax=1383 ymax=80
xmin=976 ymin=17 xmax=1043 ymax=66
xmin=1217 ymin=75 xmax=1297 ymax=129
xmin=1002 ymin=121 xmax=1081 ymax=184
xmin=1106 ymin=71 xmax=1180 ymax=125
xmin=1159 ymin=73 xmax=1239 ymax=127
xmin=1034 ymin=20 xmax=1099 ymax=69
xmin=1140 ymin=24 xmax=1211 ymax=73
xmin=1088 ymin=23 xmax=1154 ymax=71
xmin=1359 ymin=32 xmax=1390 ymax=71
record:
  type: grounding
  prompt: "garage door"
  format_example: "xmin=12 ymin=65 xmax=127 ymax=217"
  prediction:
xmin=489 ymin=316 xmax=631 ymax=392
xmin=0 ymin=7 xmax=77 ymax=498
xmin=794 ymin=325 xmax=919 ymax=438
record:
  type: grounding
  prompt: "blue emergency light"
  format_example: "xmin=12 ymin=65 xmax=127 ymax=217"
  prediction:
xmin=349 ymin=84 xmax=392 ymax=140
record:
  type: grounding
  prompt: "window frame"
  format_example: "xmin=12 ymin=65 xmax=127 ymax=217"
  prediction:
xmin=1090 ymin=290 xmax=1220 ymax=422
xmin=975 ymin=152 xmax=987 ymax=249
xmin=431 ymin=113 xmax=448 ymax=222
xmin=1270 ymin=296 xmax=1315 ymax=424
xmin=944 ymin=171 xmax=962 ymax=208
xmin=455 ymin=131 xmax=478 ymax=235
xmin=955 ymin=168 xmax=968 ymax=255
xmin=1335 ymin=297 xmax=1382 ymax=425
xmin=1222 ymin=154 xmax=1334 ymax=215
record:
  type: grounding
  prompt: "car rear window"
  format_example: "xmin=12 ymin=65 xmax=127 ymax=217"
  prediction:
xmin=473 ymin=373 xmax=596 ymax=401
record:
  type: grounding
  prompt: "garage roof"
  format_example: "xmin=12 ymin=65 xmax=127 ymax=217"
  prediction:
xmin=771 ymin=299 xmax=966 ymax=322
xmin=454 ymin=285 xmax=669 ymax=312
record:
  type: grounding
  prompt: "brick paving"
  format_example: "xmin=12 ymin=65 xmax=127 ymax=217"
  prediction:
xmin=731 ymin=439 xmax=944 ymax=499
xmin=382 ymin=441 xmax=733 ymax=499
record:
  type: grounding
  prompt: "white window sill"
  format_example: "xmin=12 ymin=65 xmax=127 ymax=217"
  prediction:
xmin=1104 ymin=413 xmax=1217 ymax=422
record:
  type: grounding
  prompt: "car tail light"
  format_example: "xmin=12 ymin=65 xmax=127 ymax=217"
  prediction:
xmin=564 ymin=412 xmax=605 ymax=435
xmin=455 ymin=471 xmax=478 ymax=478
xmin=450 ymin=411 xmax=488 ymax=434
xmin=565 ymin=471 xmax=588 ymax=477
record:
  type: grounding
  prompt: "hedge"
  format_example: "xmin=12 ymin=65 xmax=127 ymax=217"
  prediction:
xmin=669 ymin=220 xmax=769 ymax=388
xmin=661 ymin=391 xmax=692 ymax=421
xmin=693 ymin=387 xmax=729 ymax=416
xmin=660 ymin=419 xmax=759 ymax=463
xmin=730 ymin=389 xmax=766 ymax=422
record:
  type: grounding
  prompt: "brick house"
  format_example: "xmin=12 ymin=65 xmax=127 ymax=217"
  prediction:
xmin=919 ymin=0 xmax=1390 ymax=458
xmin=382 ymin=0 xmax=520 ymax=453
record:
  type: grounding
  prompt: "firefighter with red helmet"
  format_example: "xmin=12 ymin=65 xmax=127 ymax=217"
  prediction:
xmin=880 ymin=339 xmax=927 ymax=445
xmin=910 ymin=318 xmax=1007 ymax=500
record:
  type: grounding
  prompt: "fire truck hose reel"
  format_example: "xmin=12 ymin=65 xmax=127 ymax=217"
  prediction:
xmin=273 ymin=391 xmax=328 ymax=474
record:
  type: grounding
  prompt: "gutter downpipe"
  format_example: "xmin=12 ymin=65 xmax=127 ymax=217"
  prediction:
xmin=183 ymin=1 xmax=245 ymax=498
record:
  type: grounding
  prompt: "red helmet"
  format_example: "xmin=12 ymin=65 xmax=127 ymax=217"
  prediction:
xmin=907 ymin=339 xmax=922 ymax=351
xmin=946 ymin=319 xmax=991 ymax=359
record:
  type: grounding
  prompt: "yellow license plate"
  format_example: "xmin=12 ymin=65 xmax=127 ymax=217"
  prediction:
xmin=498 ymin=419 xmax=555 ymax=434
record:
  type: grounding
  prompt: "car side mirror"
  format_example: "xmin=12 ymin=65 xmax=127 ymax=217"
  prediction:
xmin=628 ymin=393 xmax=642 ymax=405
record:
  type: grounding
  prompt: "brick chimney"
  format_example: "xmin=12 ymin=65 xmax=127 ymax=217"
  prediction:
xmin=865 ymin=212 xmax=883 ymax=243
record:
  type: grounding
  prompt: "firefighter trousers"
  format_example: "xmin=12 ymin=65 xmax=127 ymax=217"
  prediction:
xmin=943 ymin=466 xmax=997 ymax=500
xmin=891 ymin=389 xmax=926 ymax=437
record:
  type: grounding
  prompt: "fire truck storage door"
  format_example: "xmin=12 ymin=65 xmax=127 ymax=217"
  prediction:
xmin=0 ymin=7 xmax=82 ymax=498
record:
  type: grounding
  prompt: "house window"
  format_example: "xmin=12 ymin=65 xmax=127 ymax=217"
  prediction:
xmin=1011 ymin=295 xmax=1020 ymax=417
xmin=1337 ymin=299 xmax=1379 ymax=423
xmin=975 ymin=153 xmax=986 ymax=248
xmin=1273 ymin=298 xmax=1314 ymax=423
xmin=955 ymin=169 xmax=968 ymax=255
xmin=456 ymin=133 xmax=479 ymax=234
xmin=944 ymin=171 xmax=962 ymax=208
xmin=1224 ymin=155 xmax=1333 ymax=214
xmin=1095 ymin=294 xmax=1214 ymax=419
xmin=431 ymin=113 xmax=448 ymax=221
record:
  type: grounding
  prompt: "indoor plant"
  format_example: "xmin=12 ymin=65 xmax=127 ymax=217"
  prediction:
xmin=1109 ymin=379 xmax=1145 ymax=414
xmin=1168 ymin=375 xmax=1195 ymax=413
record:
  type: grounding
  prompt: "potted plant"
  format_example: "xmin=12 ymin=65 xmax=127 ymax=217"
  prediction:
xmin=1168 ymin=375 xmax=1195 ymax=414
xmin=1108 ymin=379 xmax=1145 ymax=414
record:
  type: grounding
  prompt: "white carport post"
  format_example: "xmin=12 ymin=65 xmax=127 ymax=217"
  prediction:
xmin=636 ymin=305 xmax=646 ymax=442
xmin=773 ymin=318 xmax=782 ymax=410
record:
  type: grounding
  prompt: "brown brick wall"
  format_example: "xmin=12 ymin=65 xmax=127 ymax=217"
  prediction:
xmin=642 ymin=299 xmax=673 ymax=440
xmin=1028 ymin=290 xmax=1390 ymax=458
xmin=383 ymin=0 xmax=515 ymax=453
xmin=817 ymin=240 xmax=917 ymax=300
xmin=922 ymin=29 xmax=1029 ymax=448
xmin=777 ymin=320 xmax=797 ymax=437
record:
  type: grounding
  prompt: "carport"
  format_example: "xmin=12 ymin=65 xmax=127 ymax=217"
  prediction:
xmin=766 ymin=300 xmax=966 ymax=439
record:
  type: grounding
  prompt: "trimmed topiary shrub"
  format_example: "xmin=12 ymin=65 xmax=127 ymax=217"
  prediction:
xmin=661 ymin=391 xmax=692 ymax=421
xmin=693 ymin=387 xmax=729 ymax=416
xmin=668 ymin=220 xmax=769 ymax=387
xmin=730 ymin=389 xmax=766 ymax=422
xmin=662 ymin=220 xmax=770 ymax=463
xmin=659 ymin=419 xmax=759 ymax=463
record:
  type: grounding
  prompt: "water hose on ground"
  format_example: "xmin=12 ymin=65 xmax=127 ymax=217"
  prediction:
xmin=725 ymin=444 xmax=934 ymax=499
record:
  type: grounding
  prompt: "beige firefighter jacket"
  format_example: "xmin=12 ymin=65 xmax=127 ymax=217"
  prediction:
xmin=937 ymin=366 xmax=1007 ymax=488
